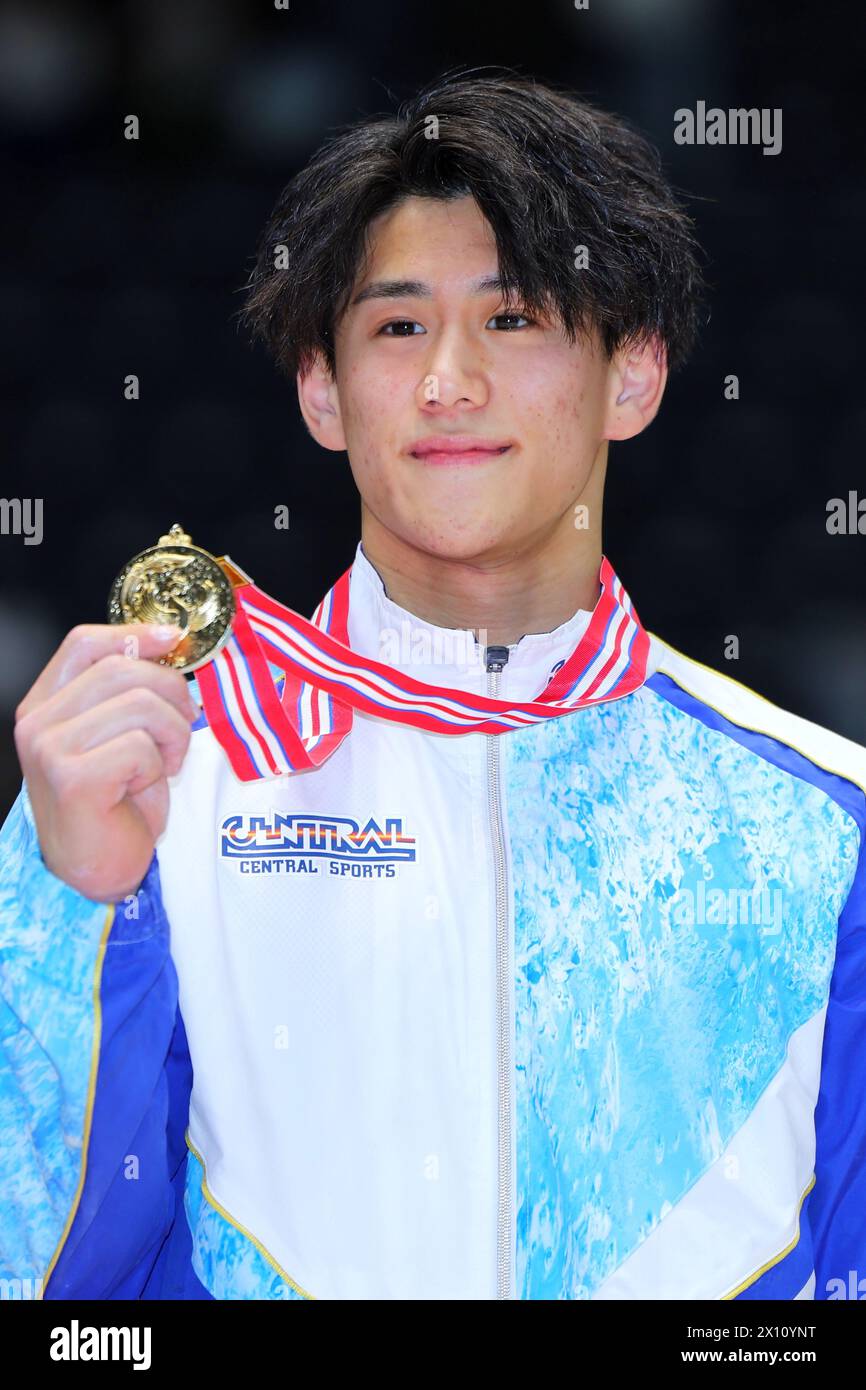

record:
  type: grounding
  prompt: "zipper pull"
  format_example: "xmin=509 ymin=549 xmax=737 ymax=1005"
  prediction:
xmin=484 ymin=645 xmax=510 ymax=673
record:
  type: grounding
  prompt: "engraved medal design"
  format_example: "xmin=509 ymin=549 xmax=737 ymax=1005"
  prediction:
xmin=107 ymin=524 xmax=238 ymax=672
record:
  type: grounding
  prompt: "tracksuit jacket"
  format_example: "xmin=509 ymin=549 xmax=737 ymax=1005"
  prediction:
xmin=1 ymin=539 xmax=865 ymax=1300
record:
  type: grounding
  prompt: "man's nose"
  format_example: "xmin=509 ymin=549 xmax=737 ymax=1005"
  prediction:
xmin=415 ymin=332 xmax=489 ymax=407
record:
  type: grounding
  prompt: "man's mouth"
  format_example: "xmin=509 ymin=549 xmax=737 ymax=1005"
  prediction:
xmin=408 ymin=435 xmax=514 ymax=466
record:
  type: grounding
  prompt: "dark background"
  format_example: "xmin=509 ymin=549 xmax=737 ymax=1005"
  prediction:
xmin=1 ymin=0 xmax=864 ymax=816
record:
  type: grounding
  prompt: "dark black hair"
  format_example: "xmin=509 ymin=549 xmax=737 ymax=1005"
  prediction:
xmin=238 ymin=65 xmax=707 ymax=379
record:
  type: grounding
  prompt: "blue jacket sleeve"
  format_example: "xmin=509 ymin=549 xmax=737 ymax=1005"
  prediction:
xmin=0 ymin=778 xmax=190 ymax=1299
xmin=811 ymin=822 xmax=866 ymax=1300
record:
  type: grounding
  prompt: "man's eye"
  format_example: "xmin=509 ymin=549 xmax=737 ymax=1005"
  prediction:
xmin=378 ymin=320 xmax=424 ymax=336
xmin=488 ymin=311 xmax=535 ymax=330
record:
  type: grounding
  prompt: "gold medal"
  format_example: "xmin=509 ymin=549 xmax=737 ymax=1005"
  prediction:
xmin=107 ymin=523 xmax=253 ymax=672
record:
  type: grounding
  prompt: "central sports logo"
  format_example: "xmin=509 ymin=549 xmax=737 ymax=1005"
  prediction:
xmin=220 ymin=811 xmax=417 ymax=878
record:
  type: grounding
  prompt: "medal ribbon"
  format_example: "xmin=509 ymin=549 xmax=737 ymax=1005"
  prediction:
xmin=194 ymin=554 xmax=650 ymax=782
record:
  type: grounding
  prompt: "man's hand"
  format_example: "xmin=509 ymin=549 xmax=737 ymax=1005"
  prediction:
xmin=13 ymin=623 xmax=199 ymax=904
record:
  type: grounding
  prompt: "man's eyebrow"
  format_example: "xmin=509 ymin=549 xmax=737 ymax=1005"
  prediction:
xmin=350 ymin=274 xmax=505 ymax=307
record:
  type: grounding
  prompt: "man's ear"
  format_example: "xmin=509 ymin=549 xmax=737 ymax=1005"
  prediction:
xmin=296 ymin=351 xmax=348 ymax=452
xmin=602 ymin=333 xmax=668 ymax=442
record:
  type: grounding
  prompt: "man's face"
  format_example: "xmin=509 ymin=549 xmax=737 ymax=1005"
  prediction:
xmin=312 ymin=194 xmax=620 ymax=564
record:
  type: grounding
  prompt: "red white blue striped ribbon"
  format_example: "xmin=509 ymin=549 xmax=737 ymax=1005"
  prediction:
xmin=194 ymin=553 xmax=649 ymax=782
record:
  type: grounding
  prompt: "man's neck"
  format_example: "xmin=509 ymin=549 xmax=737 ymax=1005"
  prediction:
xmin=359 ymin=510 xmax=603 ymax=648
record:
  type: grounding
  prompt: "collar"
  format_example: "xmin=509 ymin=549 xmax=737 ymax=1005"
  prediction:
xmin=347 ymin=540 xmax=598 ymax=702
xmin=195 ymin=539 xmax=658 ymax=781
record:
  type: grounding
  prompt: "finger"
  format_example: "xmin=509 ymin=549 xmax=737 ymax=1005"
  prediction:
xmin=37 ymin=730 xmax=169 ymax=902
xmin=17 ymin=623 xmax=184 ymax=716
xmin=128 ymin=777 xmax=171 ymax=844
xmin=38 ymin=688 xmax=193 ymax=785
xmin=72 ymin=728 xmax=166 ymax=808
xmin=20 ymin=649 xmax=197 ymax=733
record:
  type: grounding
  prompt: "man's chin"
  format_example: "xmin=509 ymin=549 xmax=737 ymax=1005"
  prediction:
xmin=388 ymin=521 xmax=520 ymax=568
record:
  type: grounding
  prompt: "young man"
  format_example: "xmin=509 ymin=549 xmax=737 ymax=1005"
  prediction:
xmin=2 ymin=71 xmax=864 ymax=1302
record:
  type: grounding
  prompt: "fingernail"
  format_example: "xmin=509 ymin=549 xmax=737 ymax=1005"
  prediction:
xmin=153 ymin=624 xmax=181 ymax=639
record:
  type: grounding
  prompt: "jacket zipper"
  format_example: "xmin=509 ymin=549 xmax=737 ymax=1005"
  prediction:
xmin=485 ymin=644 xmax=513 ymax=1300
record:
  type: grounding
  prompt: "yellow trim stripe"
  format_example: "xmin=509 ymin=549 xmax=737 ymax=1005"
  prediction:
xmin=648 ymin=633 xmax=866 ymax=800
xmin=650 ymin=634 xmax=794 ymax=715
xmin=185 ymin=1133 xmax=315 ymax=1300
xmin=39 ymin=901 xmax=116 ymax=1298
xmin=721 ymin=1173 xmax=816 ymax=1299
